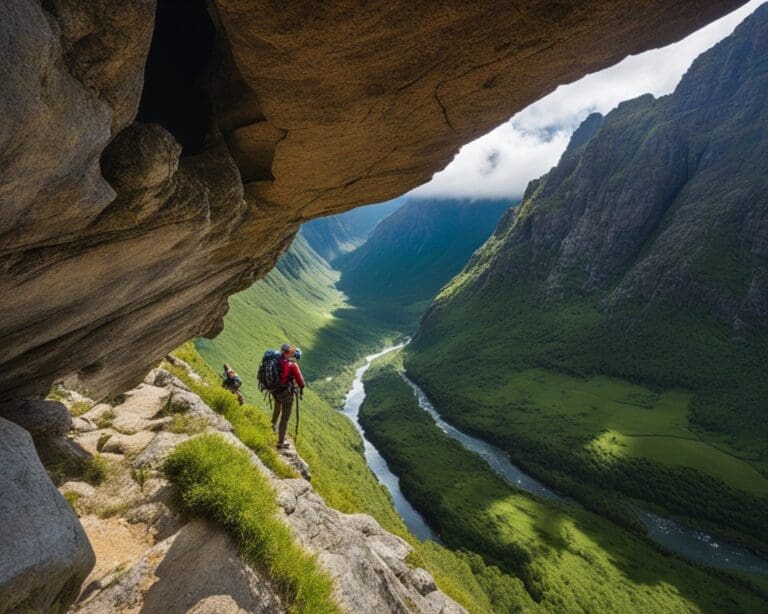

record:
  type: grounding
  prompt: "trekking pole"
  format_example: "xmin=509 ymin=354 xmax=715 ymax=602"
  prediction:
xmin=294 ymin=389 xmax=300 ymax=442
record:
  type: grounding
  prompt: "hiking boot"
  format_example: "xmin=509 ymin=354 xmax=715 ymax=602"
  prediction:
xmin=276 ymin=442 xmax=290 ymax=450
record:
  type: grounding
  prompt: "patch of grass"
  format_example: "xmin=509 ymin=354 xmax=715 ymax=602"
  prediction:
xmin=166 ymin=414 xmax=209 ymax=434
xmin=98 ymin=501 xmax=132 ymax=519
xmin=83 ymin=454 xmax=111 ymax=486
xmin=160 ymin=397 xmax=191 ymax=416
xmin=166 ymin=434 xmax=340 ymax=613
xmin=95 ymin=408 xmax=116 ymax=429
xmin=63 ymin=491 xmax=82 ymax=509
xmin=359 ymin=363 xmax=767 ymax=612
xmin=46 ymin=386 xmax=66 ymax=401
xmin=69 ymin=400 xmax=93 ymax=417
xmin=131 ymin=466 xmax=152 ymax=491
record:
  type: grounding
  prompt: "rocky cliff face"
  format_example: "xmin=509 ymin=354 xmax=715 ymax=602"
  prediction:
xmin=416 ymin=5 xmax=768 ymax=442
xmin=452 ymin=5 xmax=768 ymax=329
xmin=0 ymin=0 xmax=745 ymax=405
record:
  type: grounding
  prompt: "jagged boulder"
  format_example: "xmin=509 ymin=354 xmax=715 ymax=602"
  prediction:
xmin=0 ymin=417 xmax=95 ymax=611
xmin=275 ymin=479 xmax=465 ymax=613
xmin=110 ymin=384 xmax=171 ymax=435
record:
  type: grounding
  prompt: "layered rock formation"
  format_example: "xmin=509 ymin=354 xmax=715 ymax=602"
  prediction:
xmin=0 ymin=0 xmax=746 ymax=404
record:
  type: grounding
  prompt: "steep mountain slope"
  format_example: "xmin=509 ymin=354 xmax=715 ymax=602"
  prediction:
xmin=195 ymin=234 xmax=399 ymax=386
xmin=337 ymin=198 xmax=512 ymax=327
xmin=192 ymin=238 xmax=525 ymax=612
xmin=408 ymin=6 xmax=768 ymax=546
xmin=301 ymin=199 xmax=404 ymax=263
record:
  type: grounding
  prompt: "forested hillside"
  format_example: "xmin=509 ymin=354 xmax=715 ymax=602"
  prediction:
xmin=337 ymin=198 xmax=511 ymax=327
xmin=408 ymin=5 xmax=768 ymax=550
xmin=300 ymin=198 xmax=403 ymax=263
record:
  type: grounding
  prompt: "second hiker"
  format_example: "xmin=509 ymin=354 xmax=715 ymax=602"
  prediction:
xmin=222 ymin=363 xmax=245 ymax=405
xmin=270 ymin=343 xmax=305 ymax=449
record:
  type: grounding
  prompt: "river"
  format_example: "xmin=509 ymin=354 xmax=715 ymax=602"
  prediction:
xmin=341 ymin=344 xmax=439 ymax=542
xmin=401 ymin=373 xmax=768 ymax=578
xmin=340 ymin=343 xmax=768 ymax=576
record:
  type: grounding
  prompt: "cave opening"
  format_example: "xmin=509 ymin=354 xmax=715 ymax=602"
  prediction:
xmin=136 ymin=0 xmax=215 ymax=156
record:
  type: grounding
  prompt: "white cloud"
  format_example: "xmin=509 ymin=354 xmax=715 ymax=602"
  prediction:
xmin=410 ymin=0 xmax=765 ymax=200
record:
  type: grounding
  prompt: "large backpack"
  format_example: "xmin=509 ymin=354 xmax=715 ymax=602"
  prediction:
xmin=222 ymin=374 xmax=242 ymax=390
xmin=257 ymin=350 xmax=283 ymax=392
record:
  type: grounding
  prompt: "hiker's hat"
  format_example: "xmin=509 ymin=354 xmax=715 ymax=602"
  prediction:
xmin=281 ymin=343 xmax=294 ymax=353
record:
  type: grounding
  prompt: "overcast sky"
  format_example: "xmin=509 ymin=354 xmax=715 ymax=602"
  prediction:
xmin=409 ymin=0 xmax=765 ymax=200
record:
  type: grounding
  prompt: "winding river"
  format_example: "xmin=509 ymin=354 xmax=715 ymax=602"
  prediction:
xmin=401 ymin=373 xmax=768 ymax=578
xmin=341 ymin=344 xmax=438 ymax=542
xmin=340 ymin=343 xmax=768 ymax=576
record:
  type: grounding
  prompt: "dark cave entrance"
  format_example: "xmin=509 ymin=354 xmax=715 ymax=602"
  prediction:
xmin=137 ymin=0 xmax=215 ymax=156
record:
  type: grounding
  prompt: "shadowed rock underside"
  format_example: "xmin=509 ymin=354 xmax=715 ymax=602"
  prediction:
xmin=0 ymin=0 xmax=746 ymax=404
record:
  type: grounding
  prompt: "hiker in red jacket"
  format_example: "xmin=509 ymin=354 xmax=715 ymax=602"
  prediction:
xmin=271 ymin=343 xmax=305 ymax=449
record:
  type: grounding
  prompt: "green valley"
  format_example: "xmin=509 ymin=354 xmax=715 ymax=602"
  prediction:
xmin=359 ymin=354 xmax=767 ymax=611
xmin=337 ymin=198 xmax=512 ymax=328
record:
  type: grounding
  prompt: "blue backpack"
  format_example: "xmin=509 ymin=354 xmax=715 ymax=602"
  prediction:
xmin=257 ymin=350 xmax=283 ymax=392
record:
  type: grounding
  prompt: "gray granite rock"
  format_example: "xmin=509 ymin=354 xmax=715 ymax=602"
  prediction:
xmin=0 ymin=417 xmax=95 ymax=611
xmin=73 ymin=520 xmax=283 ymax=614
xmin=0 ymin=398 xmax=71 ymax=439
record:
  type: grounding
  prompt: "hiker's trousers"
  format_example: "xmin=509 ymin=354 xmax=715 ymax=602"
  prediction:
xmin=271 ymin=388 xmax=293 ymax=443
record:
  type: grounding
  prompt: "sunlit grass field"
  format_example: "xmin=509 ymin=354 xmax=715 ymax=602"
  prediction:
xmin=360 ymin=358 xmax=768 ymax=612
xmin=440 ymin=366 xmax=768 ymax=497
xmin=408 ymin=284 xmax=768 ymax=546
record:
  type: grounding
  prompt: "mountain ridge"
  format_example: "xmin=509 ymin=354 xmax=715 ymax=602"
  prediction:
xmin=408 ymin=4 xmax=768 ymax=553
xmin=301 ymin=199 xmax=404 ymax=263
xmin=337 ymin=198 xmax=512 ymax=327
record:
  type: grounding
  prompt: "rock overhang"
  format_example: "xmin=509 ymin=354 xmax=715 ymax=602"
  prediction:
xmin=0 ymin=0 xmax=748 ymax=402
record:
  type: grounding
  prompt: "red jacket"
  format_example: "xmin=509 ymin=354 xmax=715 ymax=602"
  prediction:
xmin=279 ymin=358 xmax=305 ymax=388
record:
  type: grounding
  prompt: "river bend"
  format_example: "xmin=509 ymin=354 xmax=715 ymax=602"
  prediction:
xmin=340 ymin=344 xmax=438 ymax=542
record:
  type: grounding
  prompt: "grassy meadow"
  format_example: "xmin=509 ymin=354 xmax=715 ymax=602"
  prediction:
xmin=408 ymin=283 xmax=768 ymax=548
